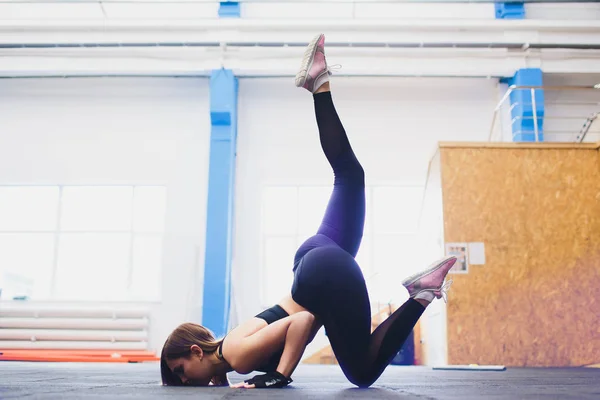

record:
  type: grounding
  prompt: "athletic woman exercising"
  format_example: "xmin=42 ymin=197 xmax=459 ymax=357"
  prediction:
xmin=161 ymin=33 xmax=457 ymax=389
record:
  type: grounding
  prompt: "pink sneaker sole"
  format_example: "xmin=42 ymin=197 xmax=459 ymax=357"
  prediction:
xmin=295 ymin=33 xmax=324 ymax=88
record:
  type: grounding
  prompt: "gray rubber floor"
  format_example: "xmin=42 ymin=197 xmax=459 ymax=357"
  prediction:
xmin=0 ymin=362 xmax=599 ymax=399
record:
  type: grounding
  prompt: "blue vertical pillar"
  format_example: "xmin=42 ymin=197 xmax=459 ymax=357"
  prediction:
xmin=502 ymin=68 xmax=545 ymax=142
xmin=202 ymin=69 xmax=238 ymax=338
xmin=495 ymin=2 xmax=525 ymax=19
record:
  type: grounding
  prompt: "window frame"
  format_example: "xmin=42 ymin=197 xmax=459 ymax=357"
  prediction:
xmin=259 ymin=184 xmax=425 ymax=307
xmin=0 ymin=184 xmax=166 ymax=302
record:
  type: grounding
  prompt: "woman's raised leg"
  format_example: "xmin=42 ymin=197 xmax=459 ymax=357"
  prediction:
xmin=294 ymin=34 xmax=365 ymax=259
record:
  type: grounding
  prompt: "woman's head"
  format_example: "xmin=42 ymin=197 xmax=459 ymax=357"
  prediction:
xmin=160 ymin=322 xmax=227 ymax=386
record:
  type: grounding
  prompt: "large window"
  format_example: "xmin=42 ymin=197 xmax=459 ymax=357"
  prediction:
xmin=260 ymin=185 xmax=424 ymax=306
xmin=0 ymin=186 xmax=166 ymax=302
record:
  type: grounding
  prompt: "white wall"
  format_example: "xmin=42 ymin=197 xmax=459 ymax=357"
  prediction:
xmin=2 ymin=2 xmax=597 ymax=21
xmin=526 ymin=3 xmax=600 ymax=20
xmin=543 ymin=74 xmax=600 ymax=142
xmin=242 ymin=2 xmax=494 ymax=19
xmin=0 ymin=78 xmax=211 ymax=351
xmin=232 ymin=76 xmax=498 ymax=361
xmin=243 ymin=2 xmax=600 ymax=20
xmin=417 ymin=149 xmax=450 ymax=366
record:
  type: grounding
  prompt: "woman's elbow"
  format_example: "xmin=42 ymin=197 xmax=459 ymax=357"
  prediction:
xmin=229 ymin=357 xmax=254 ymax=375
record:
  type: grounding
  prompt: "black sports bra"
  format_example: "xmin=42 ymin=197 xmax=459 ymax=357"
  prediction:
xmin=255 ymin=304 xmax=289 ymax=325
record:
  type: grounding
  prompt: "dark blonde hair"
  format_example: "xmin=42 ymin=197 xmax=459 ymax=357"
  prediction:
xmin=160 ymin=322 xmax=228 ymax=386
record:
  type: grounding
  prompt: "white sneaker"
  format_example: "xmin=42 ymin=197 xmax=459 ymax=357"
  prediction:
xmin=295 ymin=33 xmax=332 ymax=93
xmin=402 ymin=256 xmax=457 ymax=303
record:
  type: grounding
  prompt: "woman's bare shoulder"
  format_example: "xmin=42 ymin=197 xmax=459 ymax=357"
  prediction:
xmin=222 ymin=317 xmax=268 ymax=356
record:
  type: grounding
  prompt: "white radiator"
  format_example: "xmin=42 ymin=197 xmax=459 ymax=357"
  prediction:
xmin=0 ymin=302 xmax=151 ymax=351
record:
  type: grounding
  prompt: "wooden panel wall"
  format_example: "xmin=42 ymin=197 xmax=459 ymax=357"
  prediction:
xmin=439 ymin=142 xmax=600 ymax=367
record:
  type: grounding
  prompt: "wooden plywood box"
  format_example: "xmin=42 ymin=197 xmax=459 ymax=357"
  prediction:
xmin=439 ymin=142 xmax=600 ymax=367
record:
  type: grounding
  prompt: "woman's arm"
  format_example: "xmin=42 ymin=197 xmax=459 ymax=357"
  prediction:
xmin=226 ymin=311 xmax=316 ymax=386
xmin=275 ymin=311 xmax=315 ymax=377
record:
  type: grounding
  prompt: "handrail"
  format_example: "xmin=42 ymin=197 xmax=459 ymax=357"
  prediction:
xmin=576 ymin=112 xmax=598 ymax=143
xmin=488 ymin=85 xmax=600 ymax=143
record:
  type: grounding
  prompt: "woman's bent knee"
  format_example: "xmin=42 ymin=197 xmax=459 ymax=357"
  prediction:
xmin=348 ymin=373 xmax=375 ymax=388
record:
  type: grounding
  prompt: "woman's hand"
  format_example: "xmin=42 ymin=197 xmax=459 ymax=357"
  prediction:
xmin=230 ymin=381 xmax=255 ymax=389
xmin=230 ymin=371 xmax=292 ymax=389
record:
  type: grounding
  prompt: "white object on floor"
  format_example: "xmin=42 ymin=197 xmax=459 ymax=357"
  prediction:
xmin=433 ymin=365 xmax=506 ymax=371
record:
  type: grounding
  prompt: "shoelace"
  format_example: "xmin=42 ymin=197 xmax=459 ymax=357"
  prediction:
xmin=434 ymin=280 xmax=454 ymax=303
xmin=327 ymin=64 xmax=342 ymax=75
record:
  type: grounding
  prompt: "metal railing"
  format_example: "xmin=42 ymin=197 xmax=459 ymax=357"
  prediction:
xmin=576 ymin=111 xmax=599 ymax=143
xmin=488 ymin=85 xmax=600 ymax=143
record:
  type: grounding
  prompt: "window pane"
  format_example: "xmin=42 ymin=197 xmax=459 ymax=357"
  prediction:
xmin=263 ymin=236 xmax=295 ymax=306
xmin=133 ymin=186 xmax=167 ymax=233
xmin=55 ymin=233 xmax=130 ymax=300
xmin=0 ymin=187 xmax=59 ymax=231
xmin=355 ymin=235 xmax=371 ymax=279
xmin=0 ymin=233 xmax=54 ymax=299
xmin=262 ymin=187 xmax=298 ymax=235
xmin=130 ymin=235 xmax=162 ymax=301
xmin=373 ymin=235 xmax=421 ymax=277
xmin=373 ymin=187 xmax=423 ymax=235
xmin=373 ymin=235 xmax=419 ymax=303
xmin=61 ymin=186 xmax=133 ymax=231
xmin=364 ymin=187 xmax=373 ymax=235
xmin=297 ymin=186 xmax=331 ymax=235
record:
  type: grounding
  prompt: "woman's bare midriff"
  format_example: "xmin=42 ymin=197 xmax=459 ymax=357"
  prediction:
xmin=277 ymin=295 xmax=308 ymax=316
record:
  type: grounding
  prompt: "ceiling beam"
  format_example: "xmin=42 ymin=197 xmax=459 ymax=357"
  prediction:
xmin=1 ymin=47 xmax=599 ymax=77
xmin=1 ymin=19 xmax=600 ymax=46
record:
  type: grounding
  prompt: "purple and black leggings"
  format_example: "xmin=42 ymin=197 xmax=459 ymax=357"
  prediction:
xmin=290 ymin=91 xmax=425 ymax=388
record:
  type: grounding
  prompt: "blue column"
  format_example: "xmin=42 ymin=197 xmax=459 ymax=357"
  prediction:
xmin=502 ymin=68 xmax=545 ymax=142
xmin=202 ymin=69 xmax=238 ymax=338
xmin=495 ymin=2 xmax=525 ymax=19
xmin=219 ymin=1 xmax=240 ymax=18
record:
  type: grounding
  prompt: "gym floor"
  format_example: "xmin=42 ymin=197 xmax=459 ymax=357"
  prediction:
xmin=1 ymin=362 xmax=598 ymax=399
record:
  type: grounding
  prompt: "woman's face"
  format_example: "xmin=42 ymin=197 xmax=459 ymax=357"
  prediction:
xmin=166 ymin=345 xmax=213 ymax=386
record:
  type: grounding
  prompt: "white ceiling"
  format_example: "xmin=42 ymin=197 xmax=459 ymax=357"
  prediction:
xmin=1 ymin=1 xmax=599 ymax=77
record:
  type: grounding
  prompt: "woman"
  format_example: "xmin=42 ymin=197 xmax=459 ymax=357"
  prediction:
xmin=161 ymin=33 xmax=457 ymax=389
